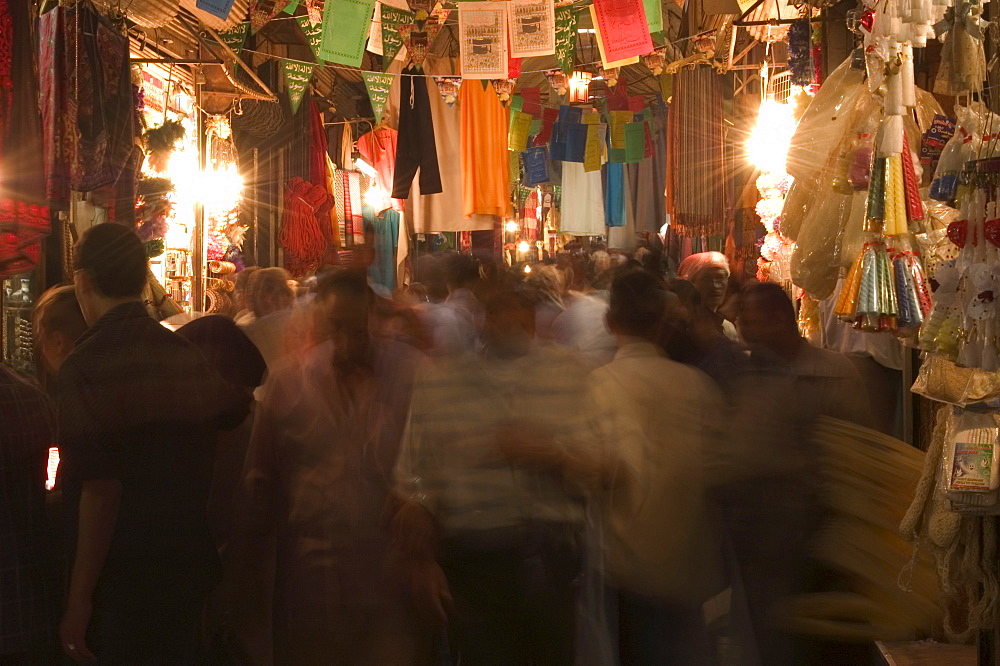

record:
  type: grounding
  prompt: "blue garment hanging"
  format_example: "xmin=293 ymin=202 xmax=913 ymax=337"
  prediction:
xmin=605 ymin=163 xmax=626 ymax=228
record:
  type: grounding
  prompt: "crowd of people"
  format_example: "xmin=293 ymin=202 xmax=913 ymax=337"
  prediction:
xmin=3 ymin=222 xmax=877 ymax=665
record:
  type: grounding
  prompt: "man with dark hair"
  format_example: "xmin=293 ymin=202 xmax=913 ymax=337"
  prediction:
xmin=589 ymin=269 xmax=722 ymax=664
xmin=738 ymin=281 xmax=872 ymax=427
xmin=710 ymin=281 xmax=872 ymax=664
xmin=57 ymin=223 xmax=248 ymax=662
xmin=243 ymin=268 xmax=428 ymax=664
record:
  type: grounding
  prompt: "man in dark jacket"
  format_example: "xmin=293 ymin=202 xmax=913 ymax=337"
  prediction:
xmin=57 ymin=223 xmax=247 ymax=662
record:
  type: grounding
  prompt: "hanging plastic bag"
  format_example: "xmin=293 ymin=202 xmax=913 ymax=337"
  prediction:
xmin=942 ymin=410 xmax=1000 ymax=509
xmin=930 ymin=105 xmax=982 ymax=202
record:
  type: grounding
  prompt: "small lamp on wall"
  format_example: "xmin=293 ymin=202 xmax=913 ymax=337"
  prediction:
xmin=569 ymin=70 xmax=592 ymax=103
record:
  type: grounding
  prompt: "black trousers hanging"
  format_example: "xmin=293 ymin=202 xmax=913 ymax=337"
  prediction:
xmin=391 ymin=68 xmax=443 ymax=199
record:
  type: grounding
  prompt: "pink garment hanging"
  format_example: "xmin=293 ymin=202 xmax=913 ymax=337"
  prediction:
xmin=357 ymin=127 xmax=404 ymax=212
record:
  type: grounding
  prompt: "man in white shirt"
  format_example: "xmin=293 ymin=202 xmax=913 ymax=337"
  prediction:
xmin=588 ymin=269 xmax=723 ymax=665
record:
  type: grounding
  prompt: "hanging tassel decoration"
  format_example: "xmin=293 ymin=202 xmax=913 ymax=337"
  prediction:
xmin=889 ymin=154 xmax=909 ymax=235
xmin=883 ymin=157 xmax=902 ymax=236
xmin=867 ymin=156 xmax=888 ymax=225
xmin=836 ymin=247 xmax=867 ymax=319
xmin=855 ymin=243 xmax=880 ymax=330
xmin=901 ymin=131 xmax=925 ymax=223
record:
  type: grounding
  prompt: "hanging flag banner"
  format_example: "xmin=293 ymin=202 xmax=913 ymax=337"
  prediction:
xmin=305 ymin=0 xmax=322 ymax=23
xmin=643 ymin=121 xmax=655 ymax=158
xmin=219 ymin=22 xmax=249 ymax=55
xmin=624 ymin=121 xmax=645 ymax=163
xmin=509 ymin=111 xmax=532 ymax=152
xmin=523 ymin=146 xmax=550 ymax=185
xmin=529 ymin=118 xmax=542 ymax=136
xmin=381 ymin=6 xmax=414 ymax=69
xmin=643 ymin=0 xmax=662 ymax=35
xmin=459 ymin=2 xmax=509 ymax=80
xmin=591 ymin=0 xmax=653 ymax=64
xmin=507 ymin=0 xmax=556 ymax=58
xmin=249 ymin=0 xmax=290 ymax=33
xmin=198 ymin=0 xmax=238 ymax=22
xmin=319 ymin=0 xmax=376 ymax=67
xmin=369 ymin=0 xmax=411 ymax=55
xmin=363 ymin=72 xmax=396 ymax=123
xmin=582 ymin=110 xmax=601 ymax=124
xmin=584 ymin=124 xmax=605 ymax=172
xmin=610 ymin=110 xmax=631 ymax=149
xmin=554 ymin=6 xmax=577 ymax=75
xmin=283 ymin=60 xmax=314 ymax=113
xmin=565 ymin=123 xmax=588 ymax=163
xmin=297 ymin=15 xmax=325 ymax=61
xmin=533 ymin=107 xmax=558 ymax=146
xmin=283 ymin=0 xmax=300 ymax=13
xmin=433 ymin=76 xmax=462 ymax=106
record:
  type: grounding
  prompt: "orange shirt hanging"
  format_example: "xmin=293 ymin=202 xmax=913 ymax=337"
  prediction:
xmin=460 ymin=80 xmax=511 ymax=219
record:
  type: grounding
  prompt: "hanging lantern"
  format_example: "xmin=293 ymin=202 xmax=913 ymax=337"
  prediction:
xmin=545 ymin=69 xmax=568 ymax=96
xmin=569 ymin=70 xmax=592 ymax=103
xmin=433 ymin=76 xmax=462 ymax=106
xmin=642 ymin=50 xmax=666 ymax=76
xmin=492 ymin=78 xmax=517 ymax=103
xmin=599 ymin=67 xmax=620 ymax=88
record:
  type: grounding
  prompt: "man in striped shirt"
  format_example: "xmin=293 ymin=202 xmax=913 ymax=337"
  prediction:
xmin=395 ymin=290 xmax=603 ymax=665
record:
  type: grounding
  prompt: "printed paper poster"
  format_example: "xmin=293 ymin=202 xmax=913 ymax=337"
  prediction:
xmin=362 ymin=72 xmax=396 ymax=123
xmin=459 ymin=2 xmax=509 ymax=80
xmin=554 ymin=6 xmax=578 ymax=75
xmin=319 ymin=0 xmax=376 ymax=67
xmin=507 ymin=0 xmax=556 ymax=58
xmin=589 ymin=2 xmax=648 ymax=67
xmin=283 ymin=59 xmax=314 ymax=114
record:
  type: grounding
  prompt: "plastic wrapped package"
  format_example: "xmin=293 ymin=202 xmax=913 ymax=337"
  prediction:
xmin=786 ymin=57 xmax=867 ymax=185
xmin=931 ymin=105 xmax=982 ymax=202
xmin=790 ymin=188 xmax=856 ymax=300
xmin=783 ymin=85 xmax=881 ymax=242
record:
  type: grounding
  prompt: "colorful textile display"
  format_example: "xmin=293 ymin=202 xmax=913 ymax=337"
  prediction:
xmin=666 ymin=67 xmax=725 ymax=238
xmin=460 ymin=80 xmax=511 ymax=218
xmin=39 ymin=4 xmax=137 ymax=205
xmin=279 ymin=177 xmax=332 ymax=277
xmin=0 ymin=0 xmax=49 ymax=278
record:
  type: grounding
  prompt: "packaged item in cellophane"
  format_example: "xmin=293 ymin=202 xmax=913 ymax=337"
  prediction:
xmin=942 ymin=410 xmax=1000 ymax=513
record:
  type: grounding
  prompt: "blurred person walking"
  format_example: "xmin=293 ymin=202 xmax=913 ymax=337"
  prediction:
xmin=589 ymin=270 xmax=723 ymax=665
xmin=240 ymin=267 xmax=296 ymax=368
xmin=394 ymin=290 xmax=599 ymax=665
xmin=242 ymin=270 xmax=429 ymax=665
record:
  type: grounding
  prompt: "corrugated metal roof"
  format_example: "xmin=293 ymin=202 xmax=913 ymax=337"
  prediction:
xmin=95 ymin=0 xmax=177 ymax=28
